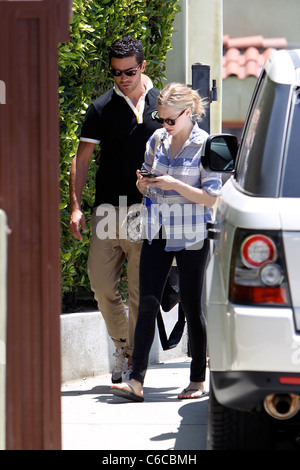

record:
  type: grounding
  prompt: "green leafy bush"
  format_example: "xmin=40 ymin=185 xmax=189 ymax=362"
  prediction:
xmin=59 ymin=0 xmax=180 ymax=307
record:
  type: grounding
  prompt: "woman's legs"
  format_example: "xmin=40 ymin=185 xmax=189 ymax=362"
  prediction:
xmin=111 ymin=237 xmax=173 ymax=398
xmin=111 ymin=238 xmax=210 ymax=399
xmin=175 ymin=239 xmax=209 ymax=396
xmin=130 ymin=238 xmax=173 ymax=385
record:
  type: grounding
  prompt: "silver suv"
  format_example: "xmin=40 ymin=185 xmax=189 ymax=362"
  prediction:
xmin=203 ymin=49 xmax=300 ymax=450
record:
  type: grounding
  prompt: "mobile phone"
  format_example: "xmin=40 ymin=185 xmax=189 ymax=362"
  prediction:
xmin=139 ymin=170 xmax=157 ymax=178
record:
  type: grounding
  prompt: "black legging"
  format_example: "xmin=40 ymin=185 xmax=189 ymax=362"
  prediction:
xmin=130 ymin=236 xmax=209 ymax=385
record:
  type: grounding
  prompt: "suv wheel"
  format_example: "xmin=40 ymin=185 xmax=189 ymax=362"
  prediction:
xmin=207 ymin=379 xmax=276 ymax=450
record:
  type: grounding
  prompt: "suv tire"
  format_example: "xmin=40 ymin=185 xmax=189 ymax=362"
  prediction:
xmin=207 ymin=376 xmax=276 ymax=450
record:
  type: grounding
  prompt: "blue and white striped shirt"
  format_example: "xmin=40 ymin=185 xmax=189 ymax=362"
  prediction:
xmin=141 ymin=123 xmax=222 ymax=251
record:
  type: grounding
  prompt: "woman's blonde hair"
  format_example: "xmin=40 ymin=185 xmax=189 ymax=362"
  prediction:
xmin=157 ymin=82 xmax=206 ymax=122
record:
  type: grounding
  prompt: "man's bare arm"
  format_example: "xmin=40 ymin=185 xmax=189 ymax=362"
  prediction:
xmin=69 ymin=141 xmax=96 ymax=240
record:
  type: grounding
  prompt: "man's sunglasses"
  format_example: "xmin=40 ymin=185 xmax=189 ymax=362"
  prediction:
xmin=110 ymin=62 xmax=142 ymax=77
xmin=153 ymin=109 xmax=186 ymax=126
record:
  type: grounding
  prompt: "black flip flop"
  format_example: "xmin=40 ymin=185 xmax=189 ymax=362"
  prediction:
xmin=178 ymin=388 xmax=209 ymax=399
xmin=111 ymin=383 xmax=144 ymax=402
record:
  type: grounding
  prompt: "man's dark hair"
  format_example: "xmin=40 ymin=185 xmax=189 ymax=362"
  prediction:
xmin=109 ymin=36 xmax=144 ymax=64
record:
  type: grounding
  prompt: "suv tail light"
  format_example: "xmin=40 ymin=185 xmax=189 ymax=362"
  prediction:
xmin=241 ymin=234 xmax=276 ymax=268
xmin=229 ymin=229 xmax=291 ymax=305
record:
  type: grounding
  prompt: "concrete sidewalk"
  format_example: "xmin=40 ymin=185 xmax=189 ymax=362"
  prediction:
xmin=61 ymin=356 xmax=209 ymax=451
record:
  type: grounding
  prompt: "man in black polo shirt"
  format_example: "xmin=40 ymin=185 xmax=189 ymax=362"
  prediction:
xmin=69 ymin=36 xmax=161 ymax=383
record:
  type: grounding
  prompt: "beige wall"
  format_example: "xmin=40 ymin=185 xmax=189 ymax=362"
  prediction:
xmin=223 ymin=0 xmax=300 ymax=44
xmin=165 ymin=0 xmax=223 ymax=133
xmin=222 ymin=76 xmax=257 ymax=121
xmin=222 ymin=0 xmax=300 ymax=122
xmin=165 ymin=0 xmax=300 ymax=128
xmin=165 ymin=0 xmax=187 ymax=85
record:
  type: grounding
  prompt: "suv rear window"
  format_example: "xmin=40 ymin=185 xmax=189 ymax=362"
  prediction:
xmin=235 ymin=73 xmax=290 ymax=197
xmin=281 ymin=87 xmax=300 ymax=197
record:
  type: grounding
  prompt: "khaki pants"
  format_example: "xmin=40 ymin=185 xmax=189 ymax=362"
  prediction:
xmin=87 ymin=207 xmax=142 ymax=356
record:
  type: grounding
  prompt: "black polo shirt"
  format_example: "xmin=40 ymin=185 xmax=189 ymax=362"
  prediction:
xmin=80 ymin=86 xmax=161 ymax=207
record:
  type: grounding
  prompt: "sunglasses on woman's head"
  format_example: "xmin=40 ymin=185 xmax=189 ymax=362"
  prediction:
xmin=153 ymin=109 xmax=186 ymax=126
xmin=110 ymin=62 xmax=142 ymax=77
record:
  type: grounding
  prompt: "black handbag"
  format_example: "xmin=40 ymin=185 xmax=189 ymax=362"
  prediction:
xmin=157 ymin=266 xmax=185 ymax=350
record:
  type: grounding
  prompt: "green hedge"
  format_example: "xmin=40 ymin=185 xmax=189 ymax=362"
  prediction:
xmin=59 ymin=0 xmax=180 ymax=305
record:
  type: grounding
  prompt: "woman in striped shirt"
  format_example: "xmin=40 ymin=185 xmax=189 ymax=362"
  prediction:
xmin=111 ymin=83 xmax=222 ymax=402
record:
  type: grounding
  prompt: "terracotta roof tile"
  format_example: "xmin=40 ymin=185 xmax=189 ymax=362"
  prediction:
xmin=223 ymin=35 xmax=288 ymax=79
